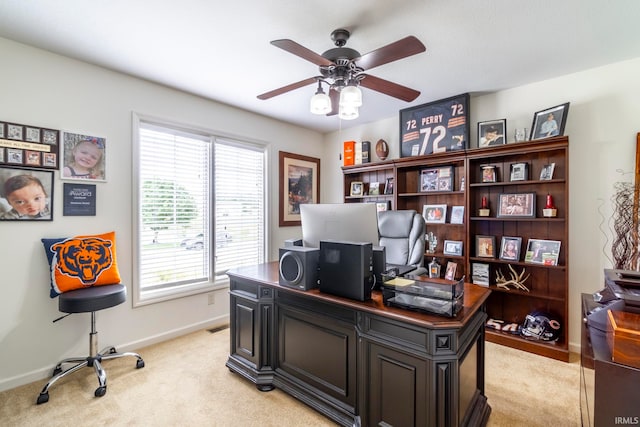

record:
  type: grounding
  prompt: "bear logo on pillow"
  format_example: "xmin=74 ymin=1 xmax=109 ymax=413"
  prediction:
xmin=42 ymin=231 xmax=122 ymax=297
xmin=52 ymin=237 xmax=114 ymax=285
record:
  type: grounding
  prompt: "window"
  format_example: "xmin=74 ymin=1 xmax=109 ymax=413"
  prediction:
xmin=133 ymin=115 xmax=266 ymax=305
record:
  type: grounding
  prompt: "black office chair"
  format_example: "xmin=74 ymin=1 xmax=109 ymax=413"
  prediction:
xmin=36 ymin=284 xmax=144 ymax=404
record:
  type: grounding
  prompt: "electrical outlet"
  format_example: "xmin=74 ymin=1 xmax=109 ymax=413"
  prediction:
xmin=207 ymin=293 xmax=215 ymax=305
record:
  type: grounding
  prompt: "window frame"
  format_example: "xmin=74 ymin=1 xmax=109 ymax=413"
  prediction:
xmin=132 ymin=112 xmax=268 ymax=307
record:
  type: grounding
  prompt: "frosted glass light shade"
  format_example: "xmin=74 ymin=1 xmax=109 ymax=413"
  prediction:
xmin=310 ymin=92 xmax=331 ymax=115
xmin=339 ymin=85 xmax=362 ymax=107
xmin=339 ymin=104 xmax=359 ymax=120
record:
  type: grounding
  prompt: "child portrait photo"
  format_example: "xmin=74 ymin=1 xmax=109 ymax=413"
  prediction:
xmin=61 ymin=131 xmax=107 ymax=181
xmin=0 ymin=167 xmax=53 ymax=221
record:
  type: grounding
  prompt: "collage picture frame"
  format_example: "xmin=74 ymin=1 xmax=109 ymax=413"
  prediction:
xmin=0 ymin=121 xmax=60 ymax=170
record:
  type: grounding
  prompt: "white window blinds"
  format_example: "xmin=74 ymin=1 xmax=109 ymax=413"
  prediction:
xmin=134 ymin=117 xmax=266 ymax=304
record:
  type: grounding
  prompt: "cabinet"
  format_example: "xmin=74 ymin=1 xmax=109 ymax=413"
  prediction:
xmin=466 ymin=137 xmax=569 ymax=361
xmin=342 ymin=136 xmax=569 ymax=361
xmin=343 ymin=151 xmax=467 ymax=280
xmin=580 ymin=294 xmax=640 ymax=426
xmin=343 ymin=159 xmax=395 ymax=210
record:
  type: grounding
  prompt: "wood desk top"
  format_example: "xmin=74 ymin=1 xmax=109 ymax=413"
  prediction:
xmin=227 ymin=261 xmax=491 ymax=330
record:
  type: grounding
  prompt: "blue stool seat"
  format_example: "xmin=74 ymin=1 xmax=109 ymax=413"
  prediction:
xmin=37 ymin=284 xmax=144 ymax=404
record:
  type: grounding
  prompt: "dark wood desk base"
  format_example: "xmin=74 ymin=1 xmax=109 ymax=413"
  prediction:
xmin=226 ymin=262 xmax=491 ymax=427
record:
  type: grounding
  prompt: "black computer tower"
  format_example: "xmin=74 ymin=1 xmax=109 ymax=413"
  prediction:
xmin=319 ymin=240 xmax=373 ymax=301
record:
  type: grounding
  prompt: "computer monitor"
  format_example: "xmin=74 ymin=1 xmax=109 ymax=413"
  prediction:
xmin=300 ymin=203 xmax=380 ymax=248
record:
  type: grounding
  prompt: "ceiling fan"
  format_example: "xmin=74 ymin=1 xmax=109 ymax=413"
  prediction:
xmin=257 ymin=28 xmax=426 ymax=119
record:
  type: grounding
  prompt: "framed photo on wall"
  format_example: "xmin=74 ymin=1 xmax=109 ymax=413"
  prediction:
xmin=530 ymin=102 xmax=570 ymax=140
xmin=61 ymin=131 xmax=106 ymax=181
xmin=0 ymin=166 xmax=53 ymax=220
xmin=0 ymin=120 xmax=59 ymax=170
xmin=279 ymin=151 xmax=320 ymax=226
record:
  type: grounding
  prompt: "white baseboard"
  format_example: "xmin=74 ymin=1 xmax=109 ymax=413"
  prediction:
xmin=0 ymin=314 xmax=230 ymax=393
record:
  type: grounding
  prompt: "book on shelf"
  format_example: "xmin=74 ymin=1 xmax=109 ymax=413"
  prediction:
xmin=343 ymin=140 xmax=355 ymax=166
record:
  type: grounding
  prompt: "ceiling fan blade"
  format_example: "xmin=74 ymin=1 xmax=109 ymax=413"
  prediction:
xmin=355 ymin=36 xmax=426 ymax=71
xmin=257 ymin=77 xmax=317 ymax=100
xmin=271 ymin=39 xmax=334 ymax=67
xmin=359 ymin=74 xmax=421 ymax=102
xmin=327 ymin=88 xmax=340 ymax=116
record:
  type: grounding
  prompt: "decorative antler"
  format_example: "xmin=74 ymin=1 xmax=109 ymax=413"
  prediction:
xmin=495 ymin=264 xmax=530 ymax=292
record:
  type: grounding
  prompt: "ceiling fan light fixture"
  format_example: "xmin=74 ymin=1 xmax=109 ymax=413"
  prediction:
xmin=338 ymin=104 xmax=359 ymax=120
xmin=309 ymin=82 xmax=331 ymax=115
xmin=339 ymin=84 xmax=362 ymax=108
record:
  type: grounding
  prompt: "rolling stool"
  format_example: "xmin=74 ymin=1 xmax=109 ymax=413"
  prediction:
xmin=37 ymin=284 xmax=145 ymax=404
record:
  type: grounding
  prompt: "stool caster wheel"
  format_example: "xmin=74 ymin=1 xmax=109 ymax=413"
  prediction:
xmin=52 ymin=366 xmax=62 ymax=376
xmin=36 ymin=392 xmax=49 ymax=404
xmin=95 ymin=386 xmax=107 ymax=397
xmin=136 ymin=359 xmax=145 ymax=369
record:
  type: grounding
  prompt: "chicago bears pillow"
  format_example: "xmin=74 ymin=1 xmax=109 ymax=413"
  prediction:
xmin=42 ymin=231 xmax=121 ymax=298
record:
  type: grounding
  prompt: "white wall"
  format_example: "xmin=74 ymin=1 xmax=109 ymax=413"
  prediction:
xmin=0 ymin=37 xmax=323 ymax=391
xmin=322 ymin=57 xmax=640 ymax=352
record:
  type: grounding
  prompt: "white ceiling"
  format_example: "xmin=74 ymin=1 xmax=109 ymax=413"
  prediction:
xmin=1 ymin=0 xmax=640 ymax=134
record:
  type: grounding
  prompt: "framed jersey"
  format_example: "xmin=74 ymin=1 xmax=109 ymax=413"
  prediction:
xmin=399 ymin=93 xmax=469 ymax=157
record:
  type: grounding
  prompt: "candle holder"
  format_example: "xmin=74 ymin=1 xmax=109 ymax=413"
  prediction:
xmin=478 ymin=196 xmax=490 ymax=217
xmin=543 ymin=193 xmax=557 ymax=217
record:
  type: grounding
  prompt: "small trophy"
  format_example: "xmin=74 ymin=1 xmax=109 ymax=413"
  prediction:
xmin=426 ymin=232 xmax=438 ymax=253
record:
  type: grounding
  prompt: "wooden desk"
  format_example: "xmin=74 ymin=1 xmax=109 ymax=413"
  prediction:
xmin=226 ymin=262 xmax=492 ymax=427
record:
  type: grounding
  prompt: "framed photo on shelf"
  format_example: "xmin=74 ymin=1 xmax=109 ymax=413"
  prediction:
xmin=279 ymin=151 xmax=320 ymax=226
xmin=369 ymin=182 xmax=382 ymax=195
xmin=443 ymin=240 xmax=463 ymax=256
xmin=384 ymin=177 xmax=394 ymax=194
xmin=499 ymin=236 xmax=522 ymax=261
xmin=540 ymin=163 xmax=556 ymax=180
xmin=530 ymin=102 xmax=570 ymax=140
xmin=481 ymin=165 xmax=497 ymax=183
xmin=423 ymin=204 xmax=447 ymax=224
xmin=420 ymin=166 xmax=454 ymax=192
xmin=497 ymin=192 xmax=536 ymax=218
xmin=524 ymin=238 xmax=561 ymax=265
xmin=509 ymin=162 xmax=529 ymax=181
xmin=444 ymin=261 xmax=457 ymax=280
xmin=350 ymin=181 xmax=364 ymax=197
xmin=450 ymin=205 xmax=465 ymax=224
xmin=472 ymin=263 xmax=490 ymax=287
xmin=0 ymin=166 xmax=54 ymax=221
xmin=478 ymin=119 xmax=506 ymax=147
xmin=376 ymin=201 xmax=390 ymax=212
xmin=475 ymin=235 xmax=496 ymax=258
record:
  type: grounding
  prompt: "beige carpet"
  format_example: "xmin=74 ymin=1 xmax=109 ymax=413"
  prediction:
xmin=0 ymin=328 xmax=580 ymax=426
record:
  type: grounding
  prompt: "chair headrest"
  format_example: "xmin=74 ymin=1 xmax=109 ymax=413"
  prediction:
xmin=378 ymin=210 xmax=419 ymax=238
